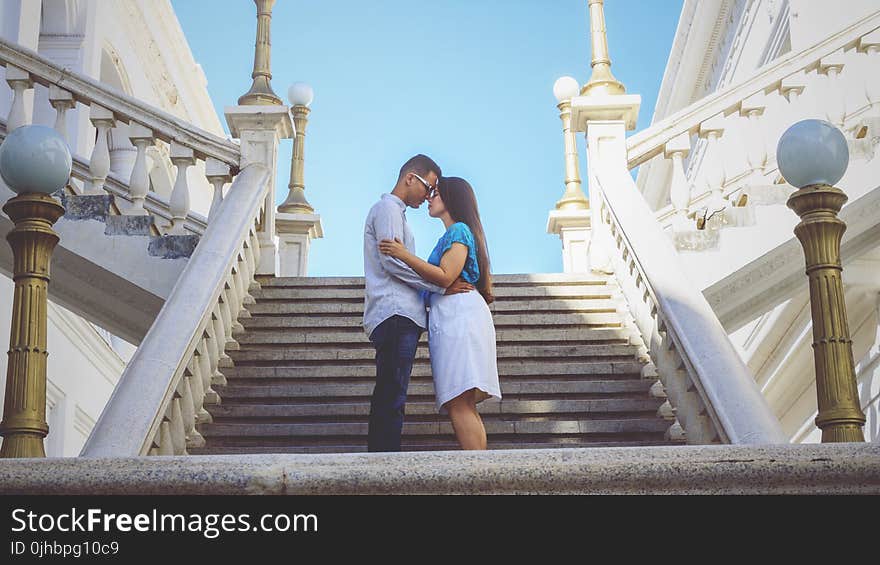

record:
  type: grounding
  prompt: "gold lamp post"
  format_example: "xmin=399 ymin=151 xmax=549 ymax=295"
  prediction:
xmin=238 ymin=0 xmax=282 ymax=106
xmin=580 ymin=0 xmax=626 ymax=97
xmin=278 ymin=82 xmax=315 ymax=213
xmin=778 ymin=119 xmax=866 ymax=442
xmin=552 ymin=76 xmax=589 ymax=211
xmin=0 ymin=125 xmax=71 ymax=458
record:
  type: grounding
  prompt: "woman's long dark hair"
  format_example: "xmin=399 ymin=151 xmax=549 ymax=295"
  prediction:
xmin=437 ymin=177 xmax=494 ymax=304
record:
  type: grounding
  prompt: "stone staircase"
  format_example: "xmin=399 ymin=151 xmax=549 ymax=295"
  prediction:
xmin=192 ymin=273 xmax=681 ymax=454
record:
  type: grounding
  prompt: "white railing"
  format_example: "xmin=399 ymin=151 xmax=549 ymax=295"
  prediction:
xmin=629 ymin=11 xmax=880 ymax=232
xmin=81 ymin=163 xmax=269 ymax=456
xmin=0 ymin=119 xmax=209 ymax=236
xmin=592 ymin=167 xmax=786 ymax=444
xmin=0 ymin=37 xmax=239 ymax=235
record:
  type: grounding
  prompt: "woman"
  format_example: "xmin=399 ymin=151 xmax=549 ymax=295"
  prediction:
xmin=378 ymin=176 xmax=500 ymax=450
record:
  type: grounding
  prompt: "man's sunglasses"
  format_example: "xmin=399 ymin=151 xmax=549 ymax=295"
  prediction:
xmin=411 ymin=173 xmax=438 ymax=197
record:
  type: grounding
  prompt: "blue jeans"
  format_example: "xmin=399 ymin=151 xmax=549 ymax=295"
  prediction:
xmin=368 ymin=315 xmax=423 ymax=452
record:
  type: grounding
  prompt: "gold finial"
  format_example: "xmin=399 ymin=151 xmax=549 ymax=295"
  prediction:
xmin=581 ymin=0 xmax=626 ymax=97
xmin=238 ymin=0 xmax=283 ymax=106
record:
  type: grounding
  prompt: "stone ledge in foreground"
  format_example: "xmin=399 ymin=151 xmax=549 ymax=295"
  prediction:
xmin=0 ymin=443 xmax=877 ymax=495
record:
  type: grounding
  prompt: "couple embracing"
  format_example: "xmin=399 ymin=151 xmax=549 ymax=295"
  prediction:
xmin=363 ymin=154 xmax=501 ymax=452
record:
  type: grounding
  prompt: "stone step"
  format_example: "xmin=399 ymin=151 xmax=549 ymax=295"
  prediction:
xmin=208 ymin=398 xmax=663 ymax=419
xmin=241 ymin=311 xmax=625 ymax=329
xmin=245 ymin=298 xmax=622 ymax=316
xmin=251 ymin=285 xmax=617 ymax=301
xmin=236 ymin=327 xmax=633 ymax=346
xmin=199 ymin=417 xmax=671 ymax=438
xmin=188 ymin=438 xmax=672 ymax=454
xmin=227 ymin=343 xmax=638 ymax=363
xmin=222 ymin=359 xmax=645 ymax=378
xmin=254 ymin=273 xmax=613 ymax=288
xmin=217 ymin=379 xmax=654 ymax=400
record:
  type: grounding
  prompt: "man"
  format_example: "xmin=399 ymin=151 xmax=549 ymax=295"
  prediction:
xmin=363 ymin=154 xmax=473 ymax=452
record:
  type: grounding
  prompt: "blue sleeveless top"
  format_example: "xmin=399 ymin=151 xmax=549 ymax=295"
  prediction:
xmin=422 ymin=222 xmax=480 ymax=303
xmin=428 ymin=222 xmax=480 ymax=282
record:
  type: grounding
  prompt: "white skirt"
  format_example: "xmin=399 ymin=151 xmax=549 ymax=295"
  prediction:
xmin=427 ymin=290 xmax=501 ymax=412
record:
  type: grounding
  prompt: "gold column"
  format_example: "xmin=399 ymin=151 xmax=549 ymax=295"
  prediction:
xmin=556 ymin=99 xmax=589 ymax=210
xmin=787 ymin=184 xmax=866 ymax=442
xmin=278 ymin=105 xmax=314 ymax=213
xmin=238 ymin=0 xmax=282 ymax=106
xmin=581 ymin=0 xmax=626 ymax=97
xmin=0 ymin=193 xmax=64 ymax=458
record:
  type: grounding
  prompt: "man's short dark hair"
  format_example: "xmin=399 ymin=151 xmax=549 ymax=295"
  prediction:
xmin=398 ymin=154 xmax=442 ymax=182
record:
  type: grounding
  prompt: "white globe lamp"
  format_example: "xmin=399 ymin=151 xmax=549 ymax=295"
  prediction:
xmin=0 ymin=125 xmax=72 ymax=195
xmin=553 ymin=76 xmax=580 ymax=103
xmin=288 ymin=82 xmax=314 ymax=108
xmin=777 ymin=119 xmax=848 ymax=188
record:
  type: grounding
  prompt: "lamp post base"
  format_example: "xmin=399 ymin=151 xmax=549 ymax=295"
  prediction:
xmin=0 ymin=193 xmax=64 ymax=459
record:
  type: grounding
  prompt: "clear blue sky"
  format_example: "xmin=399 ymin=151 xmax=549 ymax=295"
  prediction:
xmin=171 ymin=0 xmax=683 ymax=276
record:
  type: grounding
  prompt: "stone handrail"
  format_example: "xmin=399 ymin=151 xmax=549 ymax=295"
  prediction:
xmin=594 ymin=166 xmax=786 ymax=444
xmin=81 ymin=163 xmax=269 ymax=457
xmin=625 ymin=10 xmax=880 ymax=169
xmin=0 ymin=37 xmax=239 ymax=166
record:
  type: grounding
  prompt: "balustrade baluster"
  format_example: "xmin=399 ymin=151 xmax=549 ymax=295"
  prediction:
xmin=664 ymin=132 xmax=693 ymax=230
xmin=856 ymin=31 xmax=880 ymax=157
xmin=739 ymin=92 xmax=769 ymax=181
xmin=205 ymin=158 xmax=231 ymax=222
xmin=698 ymin=116 xmax=727 ymax=228
xmin=232 ymin=263 xmax=251 ymax=320
xmin=86 ymin=104 xmax=115 ymax=195
xmin=243 ymin=238 xmax=257 ymax=292
xmin=196 ymin=340 xmax=219 ymax=406
xmin=48 ymin=85 xmax=75 ymax=143
xmin=219 ymin=287 xmax=236 ymax=349
xmin=204 ymin=320 xmax=225 ymax=387
xmin=860 ymin=31 xmax=880 ymax=113
xmin=179 ymin=375 xmax=205 ymax=449
xmin=240 ymin=254 xmax=256 ymax=306
xmin=187 ymin=356 xmax=211 ymax=424
xmin=158 ymin=420 xmax=174 ymax=455
xmin=780 ymin=76 xmax=806 ymax=106
xmin=169 ymin=397 xmax=186 ymax=455
xmin=818 ymin=52 xmax=847 ymax=128
xmin=5 ymin=65 xmax=32 ymax=131
xmin=227 ymin=273 xmax=247 ymax=336
xmin=169 ymin=142 xmax=195 ymax=235
xmin=123 ymin=123 xmax=154 ymax=215
xmin=213 ymin=305 xmax=233 ymax=371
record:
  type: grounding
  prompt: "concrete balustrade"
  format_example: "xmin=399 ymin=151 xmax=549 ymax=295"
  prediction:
xmin=632 ymin=14 xmax=880 ymax=234
xmin=0 ymin=38 xmax=240 ymax=237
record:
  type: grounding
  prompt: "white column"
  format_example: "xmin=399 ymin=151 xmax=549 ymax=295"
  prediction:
xmin=224 ymin=105 xmax=294 ymax=276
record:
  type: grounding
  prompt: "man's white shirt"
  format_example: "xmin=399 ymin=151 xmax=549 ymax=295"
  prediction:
xmin=363 ymin=193 xmax=445 ymax=337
